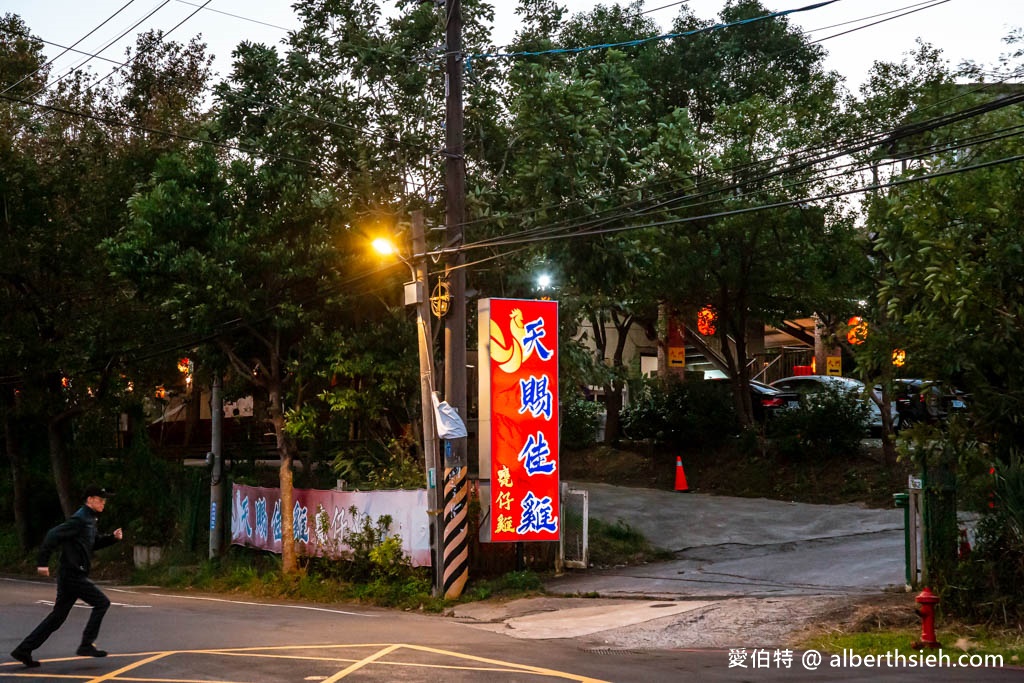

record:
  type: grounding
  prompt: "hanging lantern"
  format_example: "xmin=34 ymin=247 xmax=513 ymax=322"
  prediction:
xmin=177 ymin=357 xmax=191 ymax=374
xmin=846 ymin=316 xmax=868 ymax=345
xmin=697 ymin=305 xmax=717 ymax=336
xmin=155 ymin=385 xmax=167 ymax=399
xmin=892 ymin=348 xmax=907 ymax=367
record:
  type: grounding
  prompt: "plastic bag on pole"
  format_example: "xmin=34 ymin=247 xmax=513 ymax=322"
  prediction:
xmin=431 ymin=392 xmax=467 ymax=439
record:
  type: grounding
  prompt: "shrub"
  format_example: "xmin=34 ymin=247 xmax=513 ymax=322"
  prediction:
xmin=560 ymin=397 xmax=603 ymax=450
xmin=340 ymin=507 xmax=414 ymax=583
xmin=766 ymin=383 xmax=869 ymax=459
xmin=621 ymin=377 xmax=738 ymax=448
xmin=945 ymin=458 xmax=1024 ymax=625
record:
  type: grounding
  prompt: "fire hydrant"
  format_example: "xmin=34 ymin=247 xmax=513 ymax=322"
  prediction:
xmin=912 ymin=587 xmax=941 ymax=649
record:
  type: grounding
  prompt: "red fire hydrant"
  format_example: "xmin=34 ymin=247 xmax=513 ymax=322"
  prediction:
xmin=912 ymin=587 xmax=941 ymax=649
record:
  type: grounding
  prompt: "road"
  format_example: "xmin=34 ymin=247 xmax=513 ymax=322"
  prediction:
xmin=2 ymin=577 xmax=1019 ymax=682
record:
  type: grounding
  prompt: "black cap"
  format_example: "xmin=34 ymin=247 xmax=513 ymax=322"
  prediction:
xmin=83 ymin=486 xmax=113 ymax=500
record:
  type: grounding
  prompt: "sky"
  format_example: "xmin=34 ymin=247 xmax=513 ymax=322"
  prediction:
xmin=3 ymin=0 xmax=1021 ymax=94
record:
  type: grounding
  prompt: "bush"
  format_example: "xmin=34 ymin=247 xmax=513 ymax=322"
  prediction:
xmin=766 ymin=383 xmax=869 ymax=460
xmin=339 ymin=507 xmax=415 ymax=583
xmin=621 ymin=377 xmax=738 ymax=448
xmin=945 ymin=458 xmax=1024 ymax=625
xmin=561 ymin=397 xmax=603 ymax=450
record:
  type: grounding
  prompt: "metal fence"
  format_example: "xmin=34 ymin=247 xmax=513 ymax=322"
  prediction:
xmin=560 ymin=484 xmax=589 ymax=569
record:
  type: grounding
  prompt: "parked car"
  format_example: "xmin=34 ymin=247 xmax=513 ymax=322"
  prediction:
xmin=769 ymin=375 xmax=900 ymax=432
xmin=887 ymin=379 xmax=969 ymax=425
xmin=709 ymin=379 xmax=800 ymax=422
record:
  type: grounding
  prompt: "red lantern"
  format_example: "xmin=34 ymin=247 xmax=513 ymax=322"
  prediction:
xmin=847 ymin=316 xmax=868 ymax=345
xmin=697 ymin=306 xmax=717 ymax=336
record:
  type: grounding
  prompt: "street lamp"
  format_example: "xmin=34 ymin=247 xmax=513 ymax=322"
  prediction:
xmin=373 ymin=211 xmax=444 ymax=594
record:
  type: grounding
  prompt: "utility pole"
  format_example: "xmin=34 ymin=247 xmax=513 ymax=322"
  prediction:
xmin=411 ymin=211 xmax=444 ymax=594
xmin=442 ymin=0 xmax=469 ymax=598
xmin=209 ymin=374 xmax=224 ymax=559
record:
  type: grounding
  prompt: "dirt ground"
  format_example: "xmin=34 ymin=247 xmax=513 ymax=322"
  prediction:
xmin=588 ymin=592 xmax=919 ymax=649
xmin=560 ymin=442 xmax=913 ymax=509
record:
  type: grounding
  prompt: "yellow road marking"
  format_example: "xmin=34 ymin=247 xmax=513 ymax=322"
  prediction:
xmin=84 ymin=652 xmax=171 ymax=683
xmin=200 ymin=651 xmax=360 ymax=663
xmin=400 ymin=643 xmax=609 ymax=682
xmin=0 ymin=674 xmax=87 ymax=680
xmin=321 ymin=644 xmax=402 ymax=682
xmin=3 ymin=643 xmax=608 ymax=683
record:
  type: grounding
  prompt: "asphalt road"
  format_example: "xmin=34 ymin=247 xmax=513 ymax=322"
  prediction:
xmin=3 ymin=577 xmax=1019 ymax=682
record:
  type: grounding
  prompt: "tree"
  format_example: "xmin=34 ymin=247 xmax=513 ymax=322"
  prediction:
xmin=1 ymin=19 xmax=214 ymax=524
xmin=865 ymin=41 xmax=1024 ymax=462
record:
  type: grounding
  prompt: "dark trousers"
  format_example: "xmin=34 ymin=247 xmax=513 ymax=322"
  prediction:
xmin=17 ymin=574 xmax=111 ymax=652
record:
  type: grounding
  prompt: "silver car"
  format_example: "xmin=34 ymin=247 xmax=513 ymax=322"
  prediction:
xmin=769 ymin=375 xmax=901 ymax=431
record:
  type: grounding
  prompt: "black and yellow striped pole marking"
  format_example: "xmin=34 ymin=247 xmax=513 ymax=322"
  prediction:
xmin=442 ymin=463 xmax=469 ymax=598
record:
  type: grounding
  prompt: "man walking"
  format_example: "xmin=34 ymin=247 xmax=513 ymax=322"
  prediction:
xmin=10 ymin=486 xmax=123 ymax=668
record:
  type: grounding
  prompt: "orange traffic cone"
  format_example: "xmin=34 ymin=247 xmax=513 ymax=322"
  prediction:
xmin=674 ymin=456 xmax=690 ymax=492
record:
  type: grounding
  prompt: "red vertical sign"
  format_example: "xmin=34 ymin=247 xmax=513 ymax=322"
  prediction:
xmin=485 ymin=298 xmax=559 ymax=542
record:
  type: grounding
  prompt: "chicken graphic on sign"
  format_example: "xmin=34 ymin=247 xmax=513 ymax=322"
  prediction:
xmin=490 ymin=308 xmax=526 ymax=373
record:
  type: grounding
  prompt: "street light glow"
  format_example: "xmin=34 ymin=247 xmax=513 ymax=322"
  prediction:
xmin=537 ymin=273 xmax=552 ymax=289
xmin=372 ymin=237 xmax=397 ymax=256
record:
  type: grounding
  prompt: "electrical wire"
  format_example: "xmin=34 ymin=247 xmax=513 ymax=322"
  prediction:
xmin=0 ymin=92 xmax=318 ymax=168
xmin=0 ymin=0 xmax=139 ymax=96
xmin=0 ymin=27 xmax=124 ymax=67
xmin=466 ymin=0 xmax=841 ymax=67
xmin=1 ymin=23 xmax=442 ymax=154
xmin=459 ymin=92 xmax=1024 ymax=250
xmin=85 ymin=0 xmax=214 ymax=93
xmin=454 ymin=0 xmax=962 ymax=234
xmin=459 ymin=82 xmax=1024 ymax=243
xmin=32 ymin=0 xmax=174 ymax=98
xmin=457 ymin=151 xmax=1024 ymax=252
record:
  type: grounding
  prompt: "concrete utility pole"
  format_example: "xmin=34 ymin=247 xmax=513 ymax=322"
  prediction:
xmin=442 ymin=0 xmax=469 ymax=598
xmin=411 ymin=212 xmax=445 ymax=594
xmin=209 ymin=374 xmax=224 ymax=559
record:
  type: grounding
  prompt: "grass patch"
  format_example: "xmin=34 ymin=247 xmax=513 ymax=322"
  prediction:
xmin=127 ymin=545 xmax=551 ymax=612
xmin=587 ymin=517 xmax=674 ymax=567
xmin=803 ymin=627 xmax=1024 ymax=665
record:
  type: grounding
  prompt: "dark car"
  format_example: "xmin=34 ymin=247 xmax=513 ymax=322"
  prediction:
xmin=770 ymin=374 xmax=901 ymax=431
xmin=710 ymin=379 xmax=800 ymax=422
xmin=889 ymin=379 xmax=968 ymax=425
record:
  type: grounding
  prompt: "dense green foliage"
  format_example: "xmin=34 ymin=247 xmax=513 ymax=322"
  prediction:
xmin=766 ymin=385 xmax=870 ymax=460
xmin=621 ymin=376 xmax=738 ymax=448
xmin=2 ymin=1 xmax=1023 ymax=617
xmin=560 ymin=397 xmax=604 ymax=450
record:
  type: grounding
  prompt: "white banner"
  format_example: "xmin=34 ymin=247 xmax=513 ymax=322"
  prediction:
xmin=230 ymin=485 xmax=431 ymax=567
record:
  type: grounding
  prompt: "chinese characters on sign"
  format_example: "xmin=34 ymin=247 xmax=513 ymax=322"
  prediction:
xmin=482 ymin=298 xmax=560 ymax=542
xmin=229 ymin=485 xmax=431 ymax=566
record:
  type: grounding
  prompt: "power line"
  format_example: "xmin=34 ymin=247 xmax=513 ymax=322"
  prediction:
xmin=0 ymin=0 xmax=139 ymax=96
xmin=459 ymin=93 xmax=1024 ymax=251
xmin=466 ymin=0 xmax=841 ymax=68
xmin=460 ymin=85 xmax=1024 ymax=244
xmin=0 ymin=92 xmax=317 ymax=168
xmin=1 ymin=28 xmax=439 ymax=156
xmin=0 ymin=26 xmax=124 ymax=67
xmin=463 ymin=151 xmax=1024 ymax=252
xmin=173 ymin=0 xmax=293 ymax=32
xmin=456 ymin=0 xmax=957 ymax=234
xmin=33 ymin=0 xmax=174 ymax=98
xmin=85 ymin=0 xmax=214 ymax=93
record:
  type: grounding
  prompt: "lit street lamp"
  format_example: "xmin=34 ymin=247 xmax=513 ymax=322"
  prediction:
xmin=373 ymin=211 xmax=444 ymax=594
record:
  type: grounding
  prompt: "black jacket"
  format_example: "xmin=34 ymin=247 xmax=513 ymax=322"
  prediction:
xmin=37 ymin=505 xmax=118 ymax=577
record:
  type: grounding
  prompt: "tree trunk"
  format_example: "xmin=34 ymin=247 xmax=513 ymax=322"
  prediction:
xmin=48 ymin=408 xmax=80 ymax=518
xmin=268 ymin=338 xmax=296 ymax=574
xmin=3 ymin=411 xmax=30 ymax=550
xmin=603 ymin=313 xmax=634 ymax=444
